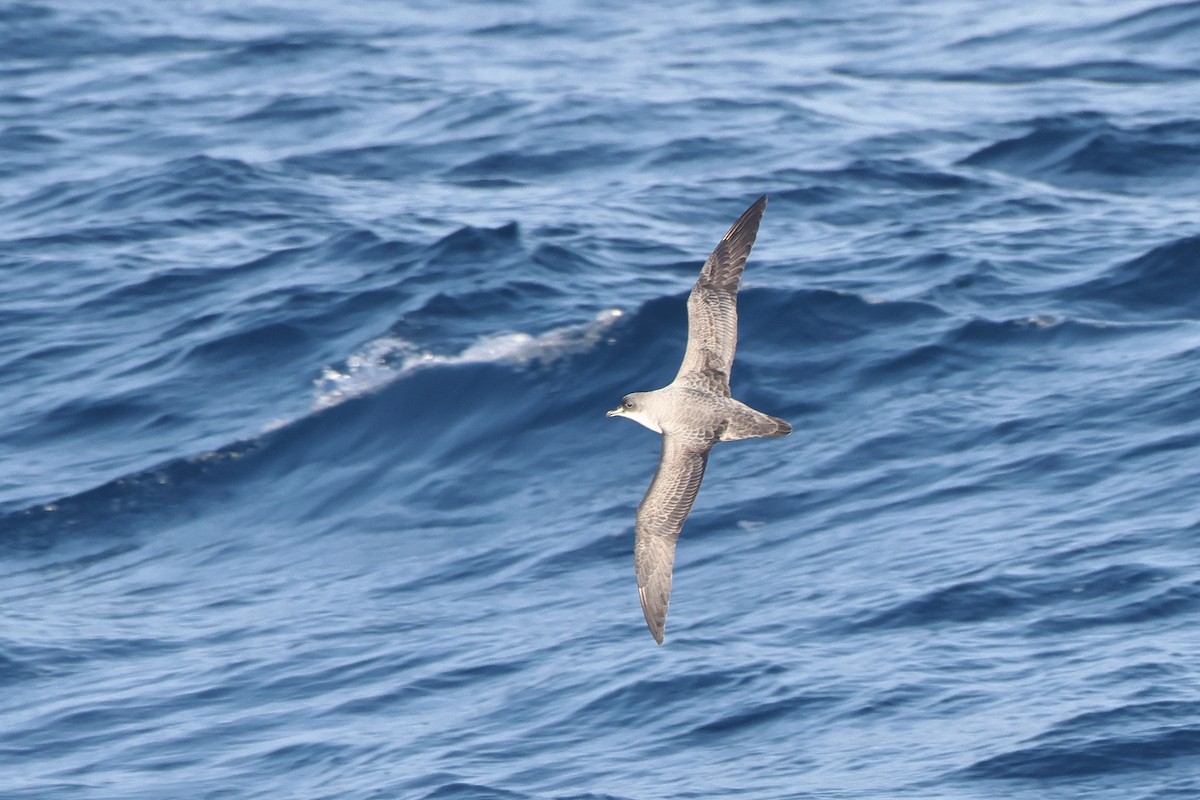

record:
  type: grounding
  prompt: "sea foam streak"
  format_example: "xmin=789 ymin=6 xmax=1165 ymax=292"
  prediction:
xmin=312 ymin=309 xmax=624 ymax=410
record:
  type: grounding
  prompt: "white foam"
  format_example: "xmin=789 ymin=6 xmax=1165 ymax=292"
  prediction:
xmin=312 ymin=308 xmax=624 ymax=410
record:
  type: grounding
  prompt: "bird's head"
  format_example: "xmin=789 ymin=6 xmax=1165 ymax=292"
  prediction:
xmin=606 ymin=393 xmax=638 ymax=418
xmin=606 ymin=392 xmax=661 ymax=433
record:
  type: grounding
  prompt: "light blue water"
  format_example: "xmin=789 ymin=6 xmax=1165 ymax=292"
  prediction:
xmin=3 ymin=1 xmax=1200 ymax=798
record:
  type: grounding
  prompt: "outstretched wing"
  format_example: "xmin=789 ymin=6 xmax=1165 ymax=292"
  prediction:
xmin=674 ymin=195 xmax=767 ymax=396
xmin=634 ymin=435 xmax=712 ymax=644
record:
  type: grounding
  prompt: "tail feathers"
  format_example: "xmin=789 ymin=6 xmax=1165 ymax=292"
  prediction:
xmin=760 ymin=415 xmax=792 ymax=438
xmin=722 ymin=406 xmax=792 ymax=441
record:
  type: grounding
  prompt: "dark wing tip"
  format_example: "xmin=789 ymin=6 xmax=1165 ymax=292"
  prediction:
xmin=639 ymin=586 xmax=667 ymax=644
xmin=700 ymin=195 xmax=768 ymax=291
xmin=723 ymin=195 xmax=767 ymax=245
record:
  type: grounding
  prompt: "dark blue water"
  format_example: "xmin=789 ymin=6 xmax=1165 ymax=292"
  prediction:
xmin=3 ymin=1 xmax=1200 ymax=797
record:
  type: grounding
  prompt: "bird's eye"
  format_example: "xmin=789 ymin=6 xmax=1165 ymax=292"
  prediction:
xmin=624 ymin=401 xmax=633 ymax=409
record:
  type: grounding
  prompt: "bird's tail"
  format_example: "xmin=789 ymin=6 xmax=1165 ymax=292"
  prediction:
xmin=722 ymin=404 xmax=792 ymax=441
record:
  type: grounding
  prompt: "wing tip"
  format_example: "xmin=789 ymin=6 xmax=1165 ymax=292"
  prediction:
xmin=725 ymin=194 xmax=767 ymax=241
xmin=638 ymin=585 xmax=668 ymax=645
xmin=698 ymin=194 xmax=768 ymax=291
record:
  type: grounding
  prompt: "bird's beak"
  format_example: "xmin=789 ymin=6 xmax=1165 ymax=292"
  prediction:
xmin=606 ymin=406 xmax=623 ymax=418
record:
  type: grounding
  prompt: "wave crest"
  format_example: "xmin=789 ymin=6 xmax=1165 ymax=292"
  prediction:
xmin=312 ymin=309 xmax=624 ymax=409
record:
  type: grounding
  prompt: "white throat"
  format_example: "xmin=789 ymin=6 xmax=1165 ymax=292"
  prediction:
xmin=623 ymin=408 xmax=662 ymax=434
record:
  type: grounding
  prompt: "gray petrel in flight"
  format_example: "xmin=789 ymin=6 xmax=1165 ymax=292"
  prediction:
xmin=607 ymin=195 xmax=791 ymax=644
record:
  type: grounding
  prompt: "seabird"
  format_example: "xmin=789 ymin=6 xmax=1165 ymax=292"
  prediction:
xmin=607 ymin=195 xmax=791 ymax=644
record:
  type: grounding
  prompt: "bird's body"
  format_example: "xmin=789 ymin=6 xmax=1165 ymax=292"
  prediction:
xmin=607 ymin=195 xmax=790 ymax=644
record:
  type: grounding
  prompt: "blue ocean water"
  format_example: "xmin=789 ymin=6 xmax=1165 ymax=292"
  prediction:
xmin=3 ymin=0 xmax=1200 ymax=797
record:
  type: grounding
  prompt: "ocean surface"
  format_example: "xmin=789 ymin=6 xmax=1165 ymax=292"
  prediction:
xmin=3 ymin=1 xmax=1200 ymax=797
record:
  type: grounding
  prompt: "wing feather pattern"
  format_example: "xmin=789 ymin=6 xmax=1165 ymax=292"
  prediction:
xmin=674 ymin=195 xmax=767 ymax=396
xmin=634 ymin=435 xmax=711 ymax=644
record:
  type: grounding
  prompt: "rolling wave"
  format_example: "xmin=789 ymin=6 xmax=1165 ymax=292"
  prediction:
xmin=960 ymin=114 xmax=1200 ymax=196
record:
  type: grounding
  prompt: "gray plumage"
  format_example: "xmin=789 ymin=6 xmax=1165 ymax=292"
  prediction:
xmin=607 ymin=195 xmax=791 ymax=644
